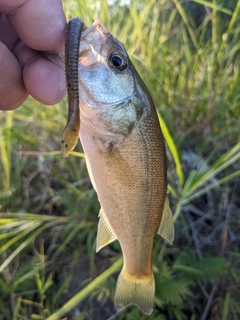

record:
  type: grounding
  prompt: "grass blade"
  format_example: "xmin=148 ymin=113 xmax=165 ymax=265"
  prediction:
xmin=158 ymin=112 xmax=184 ymax=189
xmin=45 ymin=257 xmax=123 ymax=320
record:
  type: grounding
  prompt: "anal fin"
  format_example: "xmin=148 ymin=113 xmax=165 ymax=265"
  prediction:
xmin=96 ymin=208 xmax=117 ymax=252
xmin=157 ymin=197 xmax=174 ymax=245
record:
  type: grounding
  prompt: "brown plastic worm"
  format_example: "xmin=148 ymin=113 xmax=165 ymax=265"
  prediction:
xmin=62 ymin=17 xmax=86 ymax=157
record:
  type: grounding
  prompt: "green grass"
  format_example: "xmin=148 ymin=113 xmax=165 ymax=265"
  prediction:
xmin=1 ymin=0 xmax=240 ymax=319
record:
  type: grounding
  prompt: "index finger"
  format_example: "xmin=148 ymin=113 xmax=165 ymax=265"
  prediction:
xmin=0 ymin=0 xmax=66 ymax=51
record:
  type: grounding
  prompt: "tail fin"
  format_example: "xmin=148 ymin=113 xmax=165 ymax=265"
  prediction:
xmin=114 ymin=269 xmax=155 ymax=315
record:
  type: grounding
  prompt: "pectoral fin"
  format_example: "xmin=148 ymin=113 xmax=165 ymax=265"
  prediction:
xmin=157 ymin=197 xmax=174 ymax=245
xmin=96 ymin=140 xmax=135 ymax=186
xmin=107 ymin=147 xmax=135 ymax=187
xmin=96 ymin=208 xmax=117 ymax=252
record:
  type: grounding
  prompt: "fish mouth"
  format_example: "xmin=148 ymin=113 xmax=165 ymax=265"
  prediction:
xmin=82 ymin=20 xmax=108 ymax=40
xmin=79 ymin=20 xmax=108 ymax=55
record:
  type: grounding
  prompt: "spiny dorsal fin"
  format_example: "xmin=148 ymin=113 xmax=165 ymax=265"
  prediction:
xmin=157 ymin=197 xmax=174 ymax=245
xmin=96 ymin=208 xmax=117 ymax=252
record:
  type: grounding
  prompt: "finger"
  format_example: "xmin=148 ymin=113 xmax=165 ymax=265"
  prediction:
xmin=1 ymin=0 xmax=66 ymax=51
xmin=0 ymin=0 xmax=67 ymax=108
xmin=0 ymin=14 xmax=18 ymax=50
xmin=23 ymin=57 xmax=66 ymax=105
xmin=0 ymin=41 xmax=28 ymax=110
xmin=13 ymin=41 xmax=66 ymax=105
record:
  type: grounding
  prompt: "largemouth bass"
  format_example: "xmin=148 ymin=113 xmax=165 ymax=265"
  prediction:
xmin=65 ymin=19 xmax=174 ymax=315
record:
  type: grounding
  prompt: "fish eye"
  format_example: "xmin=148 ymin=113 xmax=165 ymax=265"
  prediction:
xmin=109 ymin=53 xmax=127 ymax=71
xmin=112 ymin=55 xmax=123 ymax=67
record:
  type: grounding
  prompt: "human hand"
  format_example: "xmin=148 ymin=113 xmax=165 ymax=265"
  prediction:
xmin=0 ymin=0 xmax=66 ymax=110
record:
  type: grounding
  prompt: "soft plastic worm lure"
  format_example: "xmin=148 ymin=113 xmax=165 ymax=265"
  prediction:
xmin=62 ymin=17 xmax=86 ymax=157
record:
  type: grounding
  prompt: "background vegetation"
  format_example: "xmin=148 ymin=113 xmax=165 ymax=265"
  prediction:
xmin=1 ymin=0 xmax=240 ymax=319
